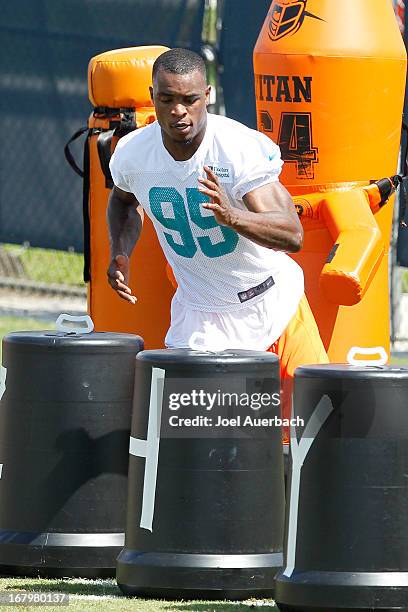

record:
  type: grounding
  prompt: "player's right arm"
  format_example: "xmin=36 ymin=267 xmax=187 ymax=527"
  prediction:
xmin=107 ymin=186 xmax=143 ymax=304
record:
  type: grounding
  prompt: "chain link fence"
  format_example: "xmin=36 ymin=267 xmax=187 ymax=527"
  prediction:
xmin=0 ymin=0 xmax=206 ymax=315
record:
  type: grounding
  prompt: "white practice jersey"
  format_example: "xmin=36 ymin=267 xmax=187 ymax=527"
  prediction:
xmin=110 ymin=114 xmax=304 ymax=331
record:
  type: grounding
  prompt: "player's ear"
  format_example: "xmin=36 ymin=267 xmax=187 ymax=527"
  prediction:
xmin=205 ymin=85 xmax=211 ymax=106
xmin=149 ymin=86 xmax=154 ymax=104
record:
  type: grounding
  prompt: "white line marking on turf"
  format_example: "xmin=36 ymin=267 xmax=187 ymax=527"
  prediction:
xmin=69 ymin=594 xmax=121 ymax=600
xmin=70 ymin=579 xmax=115 ymax=585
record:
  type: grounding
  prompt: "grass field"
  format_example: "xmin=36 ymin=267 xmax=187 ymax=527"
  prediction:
xmin=0 ymin=316 xmax=53 ymax=337
xmin=2 ymin=244 xmax=84 ymax=287
xmin=0 ymin=577 xmax=277 ymax=611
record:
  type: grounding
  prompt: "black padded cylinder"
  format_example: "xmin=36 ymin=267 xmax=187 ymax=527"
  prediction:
xmin=117 ymin=349 xmax=284 ymax=600
xmin=0 ymin=330 xmax=143 ymax=577
xmin=275 ymin=364 xmax=408 ymax=612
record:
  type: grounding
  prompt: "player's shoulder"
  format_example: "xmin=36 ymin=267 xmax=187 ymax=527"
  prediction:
xmin=111 ymin=121 xmax=159 ymax=172
xmin=208 ymin=114 xmax=279 ymax=159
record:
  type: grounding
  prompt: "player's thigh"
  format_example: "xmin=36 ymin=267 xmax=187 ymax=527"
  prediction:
xmin=279 ymin=295 xmax=328 ymax=381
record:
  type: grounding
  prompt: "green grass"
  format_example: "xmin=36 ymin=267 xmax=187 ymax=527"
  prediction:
xmin=202 ymin=0 xmax=217 ymax=45
xmin=2 ymin=244 xmax=84 ymax=287
xmin=0 ymin=578 xmax=276 ymax=611
xmin=390 ymin=356 xmax=408 ymax=366
xmin=402 ymin=269 xmax=408 ymax=293
xmin=0 ymin=316 xmax=53 ymax=337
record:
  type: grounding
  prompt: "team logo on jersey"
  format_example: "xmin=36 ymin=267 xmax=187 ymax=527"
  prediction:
xmin=268 ymin=0 xmax=324 ymax=41
xmin=207 ymin=163 xmax=233 ymax=183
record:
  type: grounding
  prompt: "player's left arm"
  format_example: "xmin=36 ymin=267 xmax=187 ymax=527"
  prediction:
xmin=198 ymin=166 xmax=303 ymax=252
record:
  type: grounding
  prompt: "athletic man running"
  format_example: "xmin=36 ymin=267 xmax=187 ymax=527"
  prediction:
xmin=107 ymin=48 xmax=328 ymax=418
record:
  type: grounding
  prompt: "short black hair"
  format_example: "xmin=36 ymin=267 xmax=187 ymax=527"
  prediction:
xmin=152 ymin=48 xmax=206 ymax=81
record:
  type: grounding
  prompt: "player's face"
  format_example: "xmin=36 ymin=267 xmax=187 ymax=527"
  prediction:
xmin=150 ymin=69 xmax=210 ymax=148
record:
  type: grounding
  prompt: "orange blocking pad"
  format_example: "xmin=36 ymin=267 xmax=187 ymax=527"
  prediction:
xmin=86 ymin=46 xmax=175 ymax=348
xmin=292 ymin=183 xmax=387 ymax=307
xmin=88 ymin=46 xmax=170 ymax=108
xmin=254 ymin=0 xmax=407 ymax=363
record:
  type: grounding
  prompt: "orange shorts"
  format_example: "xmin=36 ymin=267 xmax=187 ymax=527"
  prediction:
xmin=268 ymin=294 xmax=329 ymax=436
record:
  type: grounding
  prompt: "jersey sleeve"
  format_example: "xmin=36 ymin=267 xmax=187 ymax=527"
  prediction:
xmin=109 ymin=146 xmax=133 ymax=193
xmin=231 ymin=133 xmax=283 ymax=200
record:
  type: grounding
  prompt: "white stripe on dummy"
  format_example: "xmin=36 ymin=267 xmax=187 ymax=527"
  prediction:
xmin=283 ymin=394 xmax=334 ymax=577
xmin=0 ymin=365 xmax=6 ymax=480
xmin=129 ymin=367 xmax=165 ymax=532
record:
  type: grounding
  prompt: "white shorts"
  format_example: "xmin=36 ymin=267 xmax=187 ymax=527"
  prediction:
xmin=165 ymin=286 xmax=302 ymax=352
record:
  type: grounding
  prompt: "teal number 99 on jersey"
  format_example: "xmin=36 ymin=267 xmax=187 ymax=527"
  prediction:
xmin=149 ymin=187 xmax=239 ymax=258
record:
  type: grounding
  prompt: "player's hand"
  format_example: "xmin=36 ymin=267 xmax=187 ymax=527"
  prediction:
xmin=198 ymin=166 xmax=238 ymax=227
xmin=107 ymin=254 xmax=137 ymax=304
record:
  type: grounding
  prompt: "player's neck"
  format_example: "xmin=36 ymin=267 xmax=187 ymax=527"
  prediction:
xmin=161 ymin=124 xmax=207 ymax=161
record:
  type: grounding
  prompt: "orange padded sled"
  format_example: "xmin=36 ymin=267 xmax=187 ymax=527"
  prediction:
xmin=254 ymin=0 xmax=407 ymax=361
xmin=86 ymin=46 xmax=174 ymax=348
